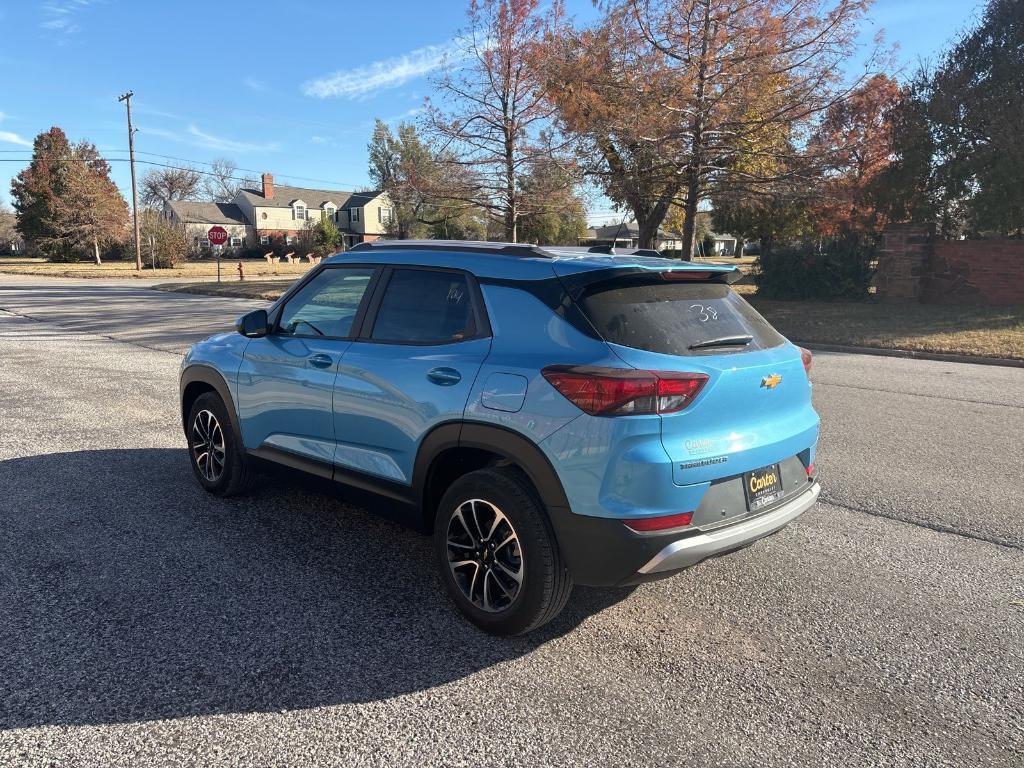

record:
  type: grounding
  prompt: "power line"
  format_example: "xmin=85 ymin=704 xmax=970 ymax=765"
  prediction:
xmin=0 ymin=151 xmax=370 ymax=190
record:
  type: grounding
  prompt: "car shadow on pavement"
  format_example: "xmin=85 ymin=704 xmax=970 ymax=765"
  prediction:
xmin=0 ymin=448 xmax=633 ymax=729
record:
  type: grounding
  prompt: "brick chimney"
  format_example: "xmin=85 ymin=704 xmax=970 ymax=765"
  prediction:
xmin=261 ymin=173 xmax=274 ymax=200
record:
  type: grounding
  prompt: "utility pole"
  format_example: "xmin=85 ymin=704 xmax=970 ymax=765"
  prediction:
xmin=118 ymin=91 xmax=142 ymax=271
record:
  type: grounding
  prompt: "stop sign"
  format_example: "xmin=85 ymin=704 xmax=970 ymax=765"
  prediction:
xmin=207 ymin=226 xmax=228 ymax=246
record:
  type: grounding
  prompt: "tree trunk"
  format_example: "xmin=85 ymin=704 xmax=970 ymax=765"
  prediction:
xmin=734 ymin=236 xmax=745 ymax=259
xmin=680 ymin=184 xmax=700 ymax=261
xmin=636 ymin=215 xmax=660 ymax=250
xmin=679 ymin=0 xmax=712 ymax=262
xmin=93 ymin=238 xmax=101 ymax=265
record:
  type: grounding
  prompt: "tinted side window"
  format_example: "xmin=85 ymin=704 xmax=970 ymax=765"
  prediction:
xmin=370 ymin=269 xmax=477 ymax=343
xmin=579 ymin=280 xmax=785 ymax=355
xmin=277 ymin=267 xmax=375 ymax=338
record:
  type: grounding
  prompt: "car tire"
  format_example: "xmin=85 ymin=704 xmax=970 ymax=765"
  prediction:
xmin=186 ymin=391 xmax=256 ymax=497
xmin=434 ymin=467 xmax=573 ymax=635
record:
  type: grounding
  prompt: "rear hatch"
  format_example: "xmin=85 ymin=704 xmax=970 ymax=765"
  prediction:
xmin=553 ymin=264 xmax=819 ymax=487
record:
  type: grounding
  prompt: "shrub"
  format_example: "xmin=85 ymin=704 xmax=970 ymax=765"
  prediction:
xmin=753 ymin=232 xmax=877 ymax=300
xmin=101 ymin=239 xmax=131 ymax=262
xmin=139 ymin=212 xmax=189 ymax=268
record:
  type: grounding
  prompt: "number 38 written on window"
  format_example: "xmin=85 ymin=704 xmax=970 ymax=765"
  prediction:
xmin=689 ymin=303 xmax=718 ymax=322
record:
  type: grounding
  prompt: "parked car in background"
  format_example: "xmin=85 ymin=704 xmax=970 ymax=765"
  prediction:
xmin=179 ymin=241 xmax=820 ymax=634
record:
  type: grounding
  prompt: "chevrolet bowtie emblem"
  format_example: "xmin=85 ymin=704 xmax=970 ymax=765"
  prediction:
xmin=761 ymin=373 xmax=783 ymax=389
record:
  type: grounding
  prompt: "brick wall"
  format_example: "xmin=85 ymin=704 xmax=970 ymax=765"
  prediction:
xmin=875 ymin=224 xmax=930 ymax=302
xmin=875 ymin=224 xmax=1024 ymax=305
xmin=925 ymin=240 xmax=1024 ymax=304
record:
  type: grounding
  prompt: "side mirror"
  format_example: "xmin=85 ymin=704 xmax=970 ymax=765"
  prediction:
xmin=236 ymin=309 xmax=270 ymax=338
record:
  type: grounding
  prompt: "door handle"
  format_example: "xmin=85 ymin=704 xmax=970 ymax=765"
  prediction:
xmin=426 ymin=367 xmax=462 ymax=386
xmin=308 ymin=353 xmax=333 ymax=369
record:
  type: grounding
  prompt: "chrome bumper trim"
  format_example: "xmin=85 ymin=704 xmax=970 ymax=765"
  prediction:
xmin=637 ymin=482 xmax=820 ymax=575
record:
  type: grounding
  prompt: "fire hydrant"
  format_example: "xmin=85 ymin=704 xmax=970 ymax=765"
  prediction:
xmin=237 ymin=261 xmax=245 ymax=281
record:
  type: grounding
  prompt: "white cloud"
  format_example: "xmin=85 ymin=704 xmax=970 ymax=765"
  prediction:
xmin=137 ymin=124 xmax=279 ymax=154
xmin=302 ymin=40 xmax=462 ymax=100
xmin=243 ymin=77 xmax=267 ymax=92
xmin=186 ymin=125 xmax=278 ymax=153
xmin=382 ymin=106 xmax=423 ymax=124
xmin=0 ymin=131 xmax=32 ymax=147
xmin=40 ymin=0 xmax=99 ymax=39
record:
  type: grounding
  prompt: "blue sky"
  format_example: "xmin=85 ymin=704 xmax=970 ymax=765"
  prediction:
xmin=0 ymin=0 xmax=985 ymax=221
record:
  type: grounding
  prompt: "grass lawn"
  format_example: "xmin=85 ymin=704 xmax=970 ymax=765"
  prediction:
xmin=159 ymin=277 xmax=1024 ymax=361
xmin=0 ymin=256 xmax=312 ymax=281
xmin=156 ymin=279 xmax=303 ymax=302
xmin=737 ymin=288 xmax=1024 ymax=360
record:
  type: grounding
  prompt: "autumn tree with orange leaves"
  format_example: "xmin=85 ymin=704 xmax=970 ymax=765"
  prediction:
xmin=809 ymin=73 xmax=900 ymax=235
xmin=540 ymin=0 xmax=876 ymax=257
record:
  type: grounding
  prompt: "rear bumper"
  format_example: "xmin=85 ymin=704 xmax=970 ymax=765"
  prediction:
xmin=548 ymin=481 xmax=820 ymax=587
xmin=637 ymin=482 xmax=819 ymax=575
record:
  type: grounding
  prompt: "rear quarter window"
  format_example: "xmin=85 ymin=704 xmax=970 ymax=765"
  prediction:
xmin=578 ymin=279 xmax=785 ymax=356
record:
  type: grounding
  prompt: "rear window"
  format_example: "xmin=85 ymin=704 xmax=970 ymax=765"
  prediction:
xmin=370 ymin=268 xmax=478 ymax=344
xmin=578 ymin=279 xmax=784 ymax=356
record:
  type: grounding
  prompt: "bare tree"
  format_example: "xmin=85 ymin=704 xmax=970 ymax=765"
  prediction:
xmin=424 ymin=0 xmax=570 ymax=242
xmin=201 ymin=158 xmax=255 ymax=202
xmin=140 ymin=165 xmax=201 ymax=209
xmin=0 ymin=201 xmax=17 ymax=252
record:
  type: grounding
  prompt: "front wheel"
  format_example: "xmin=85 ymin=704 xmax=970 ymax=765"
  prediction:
xmin=186 ymin=391 xmax=255 ymax=496
xmin=434 ymin=467 xmax=573 ymax=635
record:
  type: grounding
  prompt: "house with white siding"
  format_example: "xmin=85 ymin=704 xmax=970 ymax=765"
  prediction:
xmin=164 ymin=201 xmax=251 ymax=251
xmin=166 ymin=172 xmax=393 ymax=251
xmin=233 ymin=173 xmax=392 ymax=249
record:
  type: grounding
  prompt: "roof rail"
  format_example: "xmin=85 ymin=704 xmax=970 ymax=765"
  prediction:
xmin=584 ymin=245 xmax=663 ymax=258
xmin=347 ymin=239 xmax=551 ymax=258
xmin=543 ymin=245 xmax=665 ymax=257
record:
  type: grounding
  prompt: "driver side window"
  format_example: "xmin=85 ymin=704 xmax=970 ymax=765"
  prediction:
xmin=277 ymin=267 xmax=376 ymax=338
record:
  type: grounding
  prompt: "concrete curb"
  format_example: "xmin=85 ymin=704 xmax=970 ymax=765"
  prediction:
xmin=796 ymin=341 xmax=1024 ymax=369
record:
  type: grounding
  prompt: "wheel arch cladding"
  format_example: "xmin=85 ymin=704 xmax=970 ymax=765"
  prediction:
xmin=413 ymin=422 xmax=572 ymax=528
xmin=180 ymin=365 xmax=242 ymax=441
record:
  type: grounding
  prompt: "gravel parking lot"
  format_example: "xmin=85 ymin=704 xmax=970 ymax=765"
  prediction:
xmin=1 ymin=277 xmax=1021 ymax=767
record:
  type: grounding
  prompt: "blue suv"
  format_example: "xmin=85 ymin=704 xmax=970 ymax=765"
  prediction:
xmin=180 ymin=241 xmax=820 ymax=634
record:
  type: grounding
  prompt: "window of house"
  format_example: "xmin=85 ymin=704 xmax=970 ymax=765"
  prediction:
xmin=324 ymin=205 xmax=335 ymax=221
xmin=277 ymin=267 xmax=376 ymax=338
xmin=378 ymin=207 xmax=393 ymax=224
xmin=294 ymin=204 xmax=306 ymax=220
xmin=369 ymin=269 xmax=478 ymax=344
xmin=230 ymin=236 xmax=243 ymax=247
xmin=351 ymin=208 xmax=361 ymax=223
xmin=260 ymin=235 xmax=271 ymax=246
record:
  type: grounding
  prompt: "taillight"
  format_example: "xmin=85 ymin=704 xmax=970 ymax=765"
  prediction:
xmin=799 ymin=346 xmax=812 ymax=377
xmin=806 ymin=462 xmax=815 ymax=476
xmin=623 ymin=511 xmax=694 ymax=532
xmin=541 ymin=366 xmax=707 ymax=416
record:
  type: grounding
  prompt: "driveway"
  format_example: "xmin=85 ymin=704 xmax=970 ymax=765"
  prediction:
xmin=0 ymin=278 xmax=1021 ymax=767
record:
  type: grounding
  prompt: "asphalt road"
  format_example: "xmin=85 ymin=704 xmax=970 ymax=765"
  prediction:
xmin=0 ymin=277 xmax=1021 ymax=767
